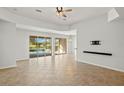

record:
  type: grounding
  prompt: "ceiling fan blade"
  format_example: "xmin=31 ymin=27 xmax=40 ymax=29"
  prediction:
xmin=62 ymin=14 xmax=67 ymax=17
xmin=56 ymin=11 xmax=66 ymax=17
xmin=60 ymin=12 xmax=67 ymax=17
xmin=63 ymin=9 xmax=72 ymax=12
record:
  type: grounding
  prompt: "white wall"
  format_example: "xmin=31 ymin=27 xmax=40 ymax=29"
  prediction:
xmin=72 ymin=35 xmax=77 ymax=55
xmin=0 ymin=20 xmax=16 ymax=68
xmin=71 ymin=15 xmax=124 ymax=72
xmin=16 ymin=28 xmax=72 ymax=60
xmin=16 ymin=28 xmax=29 ymax=60
xmin=67 ymin=35 xmax=77 ymax=54
xmin=67 ymin=36 xmax=73 ymax=54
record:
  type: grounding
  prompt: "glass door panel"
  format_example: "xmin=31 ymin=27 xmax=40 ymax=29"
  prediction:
xmin=55 ymin=38 xmax=67 ymax=55
xmin=29 ymin=36 xmax=52 ymax=58
xmin=45 ymin=37 xmax=52 ymax=56
xmin=37 ymin=37 xmax=46 ymax=57
xmin=29 ymin=36 xmax=38 ymax=58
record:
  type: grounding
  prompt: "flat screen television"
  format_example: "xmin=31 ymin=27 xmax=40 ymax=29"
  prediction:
xmin=90 ymin=40 xmax=101 ymax=45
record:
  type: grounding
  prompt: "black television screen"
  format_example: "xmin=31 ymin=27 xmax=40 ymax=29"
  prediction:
xmin=90 ymin=40 xmax=101 ymax=45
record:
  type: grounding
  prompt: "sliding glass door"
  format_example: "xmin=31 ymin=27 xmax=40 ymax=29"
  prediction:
xmin=29 ymin=36 xmax=67 ymax=58
xmin=29 ymin=36 xmax=52 ymax=58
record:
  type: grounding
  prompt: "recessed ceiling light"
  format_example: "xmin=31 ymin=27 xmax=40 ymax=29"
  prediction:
xmin=35 ymin=9 xmax=42 ymax=13
xmin=13 ymin=8 xmax=17 ymax=11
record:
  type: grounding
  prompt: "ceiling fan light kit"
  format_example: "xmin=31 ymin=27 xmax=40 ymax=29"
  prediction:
xmin=56 ymin=7 xmax=72 ymax=18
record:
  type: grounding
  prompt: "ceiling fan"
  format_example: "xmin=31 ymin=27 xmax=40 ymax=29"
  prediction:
xmin=56 ymin=7 xmax=72 ymax=18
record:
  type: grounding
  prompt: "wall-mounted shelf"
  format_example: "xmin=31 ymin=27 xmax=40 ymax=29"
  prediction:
xmin=83 ymin=51 xmax=112 ymax=56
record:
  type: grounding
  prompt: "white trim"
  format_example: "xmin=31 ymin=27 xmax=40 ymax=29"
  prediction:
xmin=16 ymin=59 xmax=29 ymax=62
xmin=78 ymin=59 xmax=124 ymax=72
xmin=0 ymin=65 xmax=17 ymax=69
xmin=16 ymin=24 xmax=77 ymax=35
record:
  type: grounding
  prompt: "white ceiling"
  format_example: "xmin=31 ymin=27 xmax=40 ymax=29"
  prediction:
xmin=5 ymin=7 xmax=111 ymax=26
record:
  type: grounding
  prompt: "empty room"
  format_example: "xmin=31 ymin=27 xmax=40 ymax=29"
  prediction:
xmin=0 ymin=7 xmax=124 ymax=86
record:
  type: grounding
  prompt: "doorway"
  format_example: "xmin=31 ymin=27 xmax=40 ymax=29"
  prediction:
xmin=55 ymin=38 xmax=67 ymax=55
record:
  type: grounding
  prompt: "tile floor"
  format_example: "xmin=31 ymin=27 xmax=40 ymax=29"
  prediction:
xmin=0 ymin=54 xmax=124 ymax=86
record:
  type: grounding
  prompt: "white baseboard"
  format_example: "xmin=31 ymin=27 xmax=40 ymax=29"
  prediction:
xmin=0 ymin=65 xmax=17 ymax=69
xmin=78 ymin=60 xmax=124 ymax=72
xmin=16 ymin=59 xmax=29 ymax=62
